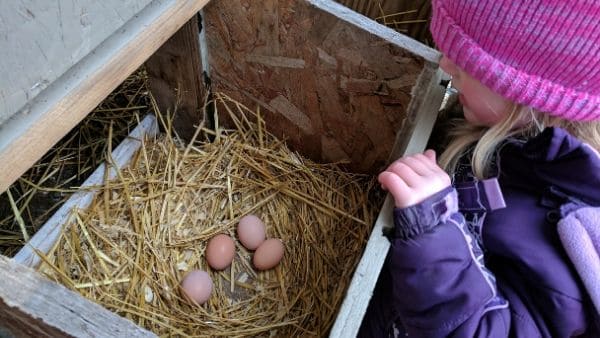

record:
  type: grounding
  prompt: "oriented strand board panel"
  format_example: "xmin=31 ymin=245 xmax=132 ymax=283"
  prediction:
xmin=0 ymin=0 xmax=152 ymax=125
xmin=202 ymin=0 xmax=440 ymax=174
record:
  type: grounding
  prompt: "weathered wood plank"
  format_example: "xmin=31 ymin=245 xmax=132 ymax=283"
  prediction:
xmin=0 ymin=0 xmax=153 ymax=124
xmin=146 ymin=14 xmax=206 ymax=142
xmin=336 ymin=0 xmax=433 ymax=44
xmin=0 ymin=255 xmax=156 ymax=337
xmin=14 ymin=115 xmax=159 ymax=268
xmin=202 ymin=0 xmax=439 ymax=174
xmin=0 ymin=0 xmax=210 ymax=194
xmin=388 ymin=63 xmax=445 ymax=159
xmin=312 ymin=0 xmax=437 ymax=63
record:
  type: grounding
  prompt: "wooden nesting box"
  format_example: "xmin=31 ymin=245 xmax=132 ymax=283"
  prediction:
xmin=0 ymin=0 xmax=444 ymax=336
xmin=202 ymin=0 xmax=441 ymax=175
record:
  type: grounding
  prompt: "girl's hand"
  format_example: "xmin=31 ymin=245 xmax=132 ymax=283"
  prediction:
xmin=378 ymin=149 xmax=451 ymax=208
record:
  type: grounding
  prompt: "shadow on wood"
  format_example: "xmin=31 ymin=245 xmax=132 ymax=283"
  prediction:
xmin=146 ymin=14 xmax=206 ymax=142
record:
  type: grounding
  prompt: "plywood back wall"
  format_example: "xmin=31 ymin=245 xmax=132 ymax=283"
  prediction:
xmin=202 ymin=0 xmax=434 ymax=174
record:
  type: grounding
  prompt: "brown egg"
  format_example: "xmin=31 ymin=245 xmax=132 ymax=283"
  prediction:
xmin=181 ymin=270 xmax=213 ymax=304
xmin=237 ymin=214 xmax=266 ymax=250
xmin=253 ymin=238 xmax=284 ymax=270
xmin=205 ymin=234 xmax=235 ymax=270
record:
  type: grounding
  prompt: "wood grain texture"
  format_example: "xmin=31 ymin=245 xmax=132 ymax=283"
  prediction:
xmin=202 ymin=0 xmax=440 ymax=174
xmin=0 ymin=0 xmax=210 ymax=194
xmin=146 ymin=15 xmax=206 ymax=141
xmin=14 ymin=115 xmax=159 ymax=268
xmin=388 ymin=62 xmax=445 ymax=160
xmin=0 ymin=255 xmax=156 ymax=337
xmin=0 ymin=0 xmax=153 ymax=125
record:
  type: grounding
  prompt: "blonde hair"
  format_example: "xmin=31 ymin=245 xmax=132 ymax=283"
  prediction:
xmin=439 ymin=105 xmax=600 ymax=179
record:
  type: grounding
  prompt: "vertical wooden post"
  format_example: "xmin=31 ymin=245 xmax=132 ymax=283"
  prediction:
xmin=145 ymin=14 xmax=206 ymax=141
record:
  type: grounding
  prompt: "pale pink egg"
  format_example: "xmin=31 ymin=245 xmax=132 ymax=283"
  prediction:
xmin=205 ymin=234 xmax=235 ymax=270
xmin=253 ymin=238 xmax=284 ymax=270
xmin=237 ymin=214 xmax=266 ymax=250
xmin=181 ymin=270 xmax=213 ymax=304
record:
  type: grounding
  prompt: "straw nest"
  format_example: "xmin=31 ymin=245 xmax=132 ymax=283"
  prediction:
xmin=0 ymin=71 xmax=148 ymax=256
xmin=38 ymin=92 xmax=382 ymax=337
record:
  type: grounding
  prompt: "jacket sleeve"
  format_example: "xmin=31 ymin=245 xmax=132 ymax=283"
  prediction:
xmin=388 ymin=186 xmax=511 ymax=337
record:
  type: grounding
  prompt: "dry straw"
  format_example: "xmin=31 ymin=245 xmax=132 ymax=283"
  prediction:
xmin=340 ymin=0 xmax=432 ymax=43
xmin=38 ymin=92 xmax=382 ymax=337
xmin=0 ymin=71 xmax=148 ymax=256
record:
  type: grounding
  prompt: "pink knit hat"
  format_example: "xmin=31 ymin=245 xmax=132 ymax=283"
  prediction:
xmin=430 ymin=0 xmax=600 ymax=121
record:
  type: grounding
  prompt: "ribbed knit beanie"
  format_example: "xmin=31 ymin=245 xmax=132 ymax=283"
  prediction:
xmin=430 ymin=0 xmax=600 ymax=121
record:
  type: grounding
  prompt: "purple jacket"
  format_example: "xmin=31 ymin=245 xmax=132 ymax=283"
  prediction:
xmin=360 ymin=127 xmax=600 ymax=337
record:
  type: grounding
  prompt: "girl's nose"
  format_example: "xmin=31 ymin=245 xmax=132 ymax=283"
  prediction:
xmin=439 ymin=55 xmax=459 ymax=77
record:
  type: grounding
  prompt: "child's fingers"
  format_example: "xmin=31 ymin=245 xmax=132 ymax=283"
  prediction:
xmin=399 ymin=156 xmax=432 ymax=176
xmin=415 ymin=151 xmax=447 ymax=176
xmin=424 ymin=149 xmax=436 ymax=162
xmin=387 ymin=161 xmax=421 ymax=187
xmin=378 ymin=171 xmax=410 ymax=200
xmin=409 ymin=153 xmax=444 ymax=173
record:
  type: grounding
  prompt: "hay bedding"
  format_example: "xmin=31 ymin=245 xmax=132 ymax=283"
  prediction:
xmin=0 ymin=71 xmax=147 ymax=256
xmin=38 ymin=93 xmax=381 ymax=337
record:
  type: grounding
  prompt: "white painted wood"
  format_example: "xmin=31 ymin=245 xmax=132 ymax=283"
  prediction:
xmin=0 ymin=0 xmax=210 ymax=194
xmin=329 ymin=66 xmax=445 ymax=338
xmin=307 ymin=0 xmax=440 ymax=64
xmin=329 ymin=194 xmax=393 ymax=336
xmin=0 ymin=0 xmax=153 ymax=125
xmin=390 ymin=65 xmax=446 ymax=160
xmin=14 ymin=114 xmax=159 ymax=268
xmin=0 ymin=255 xmax=157 ymax=337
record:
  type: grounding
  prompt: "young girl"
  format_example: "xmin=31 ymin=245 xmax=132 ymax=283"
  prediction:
xmin=360 ymin=0 xmax=600 ymax=337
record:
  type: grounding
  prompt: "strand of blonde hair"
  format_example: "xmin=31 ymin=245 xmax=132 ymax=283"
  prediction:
xmin=438 ymin=105 xmax=600 ymax=180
